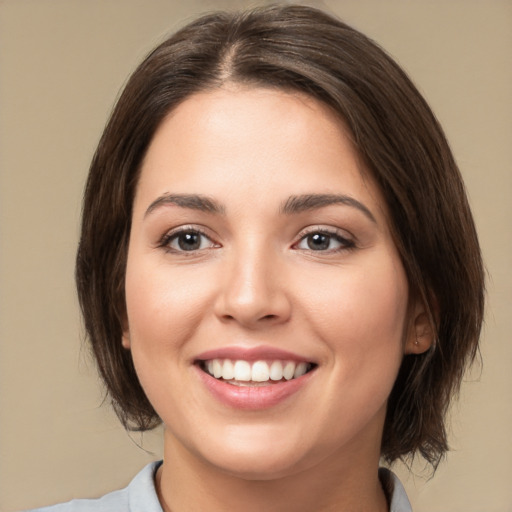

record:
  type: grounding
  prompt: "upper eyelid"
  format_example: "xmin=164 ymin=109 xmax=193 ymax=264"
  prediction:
xmin=159 ymin=225 xmax=218 ymax=246
xmin=158 ymin=224 xmax=355 ymax=247
xmin=293 ymin=226 xmax=357 ymax=249
xmin=162 ymin=224 xmax=213 ymax=238
xmin=296 ymin=225 xmax=354 ymax=239
xmin=159 ymin=227 xmax=221 ymax=256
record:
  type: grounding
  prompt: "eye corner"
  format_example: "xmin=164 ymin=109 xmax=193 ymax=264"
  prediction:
xmin=292 ymin=226 xmax=356 ymax=254
xmin=158 ymin=225 xmax=221 ymax=254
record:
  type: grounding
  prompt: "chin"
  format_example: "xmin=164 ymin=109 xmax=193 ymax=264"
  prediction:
xmin=191 ymin=427 xmax=319 ymax=481
xmin=208 ymin=452 xmax=308 ymax=481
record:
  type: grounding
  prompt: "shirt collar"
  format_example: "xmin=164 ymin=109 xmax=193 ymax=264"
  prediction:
xmin=379 ymin=467 xmax=413 ymax=512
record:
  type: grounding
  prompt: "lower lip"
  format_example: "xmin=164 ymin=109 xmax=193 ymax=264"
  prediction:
xmin=195 ymin=366 xmax=314 ymax=410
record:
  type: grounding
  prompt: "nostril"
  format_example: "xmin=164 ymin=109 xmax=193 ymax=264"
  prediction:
xmin=215 ymin=290 xmax=292 ymax=327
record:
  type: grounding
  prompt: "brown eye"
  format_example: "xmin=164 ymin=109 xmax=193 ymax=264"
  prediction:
xmin=177 ymin=232 xmax=202 ymax=251
xmin=307 ymin=233 xmax=331 ymax=251
xmin=164 ymin=229 xmax=217 ymax=252
xmin=295 ymin=230 xmax=355 ymax=252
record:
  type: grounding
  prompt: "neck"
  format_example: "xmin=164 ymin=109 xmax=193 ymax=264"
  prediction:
xmin=155 ymin=431 xmax=388 ymax=512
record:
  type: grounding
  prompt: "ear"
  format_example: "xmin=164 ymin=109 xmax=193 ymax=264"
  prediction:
xmin=404 ymin=301 xmax=436 ymax=355
xmin=122 ymin=330 xmax=131 ymax=349
xmin=121 ymin=314 xmax=131 ymax=350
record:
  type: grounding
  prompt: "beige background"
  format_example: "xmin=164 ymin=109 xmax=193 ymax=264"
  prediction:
xmin=0 ymin=0 xmax=511 ymax=511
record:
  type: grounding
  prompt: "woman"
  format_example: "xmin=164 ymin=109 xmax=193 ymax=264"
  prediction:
xmin=32 ymin=4 xmax=484 ymax=511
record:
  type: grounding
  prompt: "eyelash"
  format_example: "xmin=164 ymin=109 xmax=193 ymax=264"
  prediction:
xmin=158 ymin=226 xmax=218 ymax=254
xmin=293 ymin=227 xmax=356 ymax=253
xmin=158 ymin=226 xmax=356 ymax=254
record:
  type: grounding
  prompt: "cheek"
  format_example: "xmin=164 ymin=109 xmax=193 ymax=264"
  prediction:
xmin=122 ymin=255 xmax=217 ymax=420
xmin=123 ymin=256 xmax=220 ymax=413
xmin=124 ymin=256 xmax=212 ymax=348
xmin=305 ymin=254 xmax=409 ymax=382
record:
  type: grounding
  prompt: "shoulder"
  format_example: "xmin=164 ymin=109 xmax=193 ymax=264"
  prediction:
xmin=26 ymin=461 xmax=163 ymax=512
xmin=379 ymin=467 xmax=413 ymax=512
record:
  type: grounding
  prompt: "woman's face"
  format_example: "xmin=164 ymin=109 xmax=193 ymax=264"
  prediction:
xmin=123 ymin=87 xmax=420 ymax=478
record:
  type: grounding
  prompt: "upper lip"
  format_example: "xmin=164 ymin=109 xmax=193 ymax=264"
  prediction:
xmin=194 ymin=345 xmax=315 ymax=364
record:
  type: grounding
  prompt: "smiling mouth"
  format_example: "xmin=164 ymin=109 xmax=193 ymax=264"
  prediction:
xmin=198 ymin=359 xmax=316 ymax=386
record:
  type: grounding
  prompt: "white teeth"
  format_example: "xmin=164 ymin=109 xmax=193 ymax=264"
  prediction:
xmin=233 ymin=360 xmax=252 ymax=381
xmin=222 ymin=359 xmax=234 ymax=380
xmin=204 ymin=359 xmax=312 ymax=383
xmin=212 ymin=359 xmax=223 ymax=379
xmin=269 ymin=360 xmax=284 ymax=381
xmin=294 ymin=362 xmax=308 ymax=378
xmin=251 ymin=361 xmax=270 ymax=382
xmin=283 ymin=361 xmax=295 ymax=380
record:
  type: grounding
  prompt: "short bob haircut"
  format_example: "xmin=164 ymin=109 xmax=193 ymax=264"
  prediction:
xmin=76 ymin=4 xmax=484 ymax=469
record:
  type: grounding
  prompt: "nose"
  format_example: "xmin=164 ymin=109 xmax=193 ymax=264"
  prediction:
xmin=214 ymin=246 xmax=292 ymax=329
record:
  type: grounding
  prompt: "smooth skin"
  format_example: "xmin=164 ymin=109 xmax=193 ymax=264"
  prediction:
xmin=122 ymin=86 xmax=432 ymax=512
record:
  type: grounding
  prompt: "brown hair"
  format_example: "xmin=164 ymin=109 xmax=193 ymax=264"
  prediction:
xmin=76 ymin=4 xmax=484 ymax=469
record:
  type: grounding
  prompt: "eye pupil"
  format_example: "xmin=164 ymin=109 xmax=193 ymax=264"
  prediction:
xmin=178 ymin=232 xmax=201 ymax=251
xmin=307 ymin=233 xmax=330 ymax=250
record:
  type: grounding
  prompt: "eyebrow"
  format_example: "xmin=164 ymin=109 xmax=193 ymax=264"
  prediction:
xmin=280 ymin=194 xmax=376 ymax=223
xmin=144 ymin=193 xmax=225 ymax=217
xmin=144 ymin=192 xmax=376 ymax=223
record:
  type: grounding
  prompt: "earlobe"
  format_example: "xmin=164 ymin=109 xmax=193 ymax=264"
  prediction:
xmin=122 ymin=331 xmax=131 ymax=349
xmin=121 ymin=311 xmax=131 ymax=349
xmin=405 ymin=307 xmax=436 ymax=355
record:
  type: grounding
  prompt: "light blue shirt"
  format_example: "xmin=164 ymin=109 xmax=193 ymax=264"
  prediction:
xmin=28 ymin=462 xmax=412 ymax=511
xmin=380 ymin=467 xmax=413 ymax=512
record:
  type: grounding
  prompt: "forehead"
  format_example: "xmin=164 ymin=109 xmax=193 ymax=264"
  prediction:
xmin=136 ymin=86 xmax=386 ymax=220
